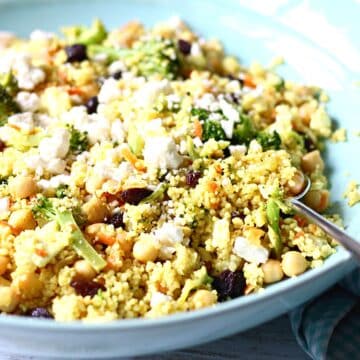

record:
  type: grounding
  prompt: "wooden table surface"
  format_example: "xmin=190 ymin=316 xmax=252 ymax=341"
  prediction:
xmin=3 ymin=315 xmax=308 ymax=360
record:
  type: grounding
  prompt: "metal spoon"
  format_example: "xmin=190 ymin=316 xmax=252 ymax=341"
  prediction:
xmin=289 ymin=176 xmax=360 ymax=262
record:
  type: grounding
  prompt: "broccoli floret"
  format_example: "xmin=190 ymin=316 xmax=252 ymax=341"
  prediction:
xmin=88 ymin=37 xmax=180 ymax=79
xmin=55 ymin=184 xmax=69 ymax=199
xmin=32 ymin=196 xmax=106 ymax=271
xmin=68 ymin=125 xmax=89 ymax=153
xmin=0 ymin=85 xmax=20 ymax=126
xmin=62 ymin=19 xmax=107 ymax=45
xmin=256 ymin=130 xmax=281 ymax=150
xmin=274 ymin=78 xmax=285 ymax=92
xmin=202 ymin=120 xmax=227 ymax=142
xmin=232 ymin=114 xmax=257 ymax=145
xmin=190 ymin=108 xmax=210 ymax=121
xmin=0 ymin=72 xmax=18 ymax=97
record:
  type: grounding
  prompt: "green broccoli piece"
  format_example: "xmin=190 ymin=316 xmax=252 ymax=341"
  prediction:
xmin=190 ymin=108 xmax=210 ymax=121
xmin=55 ymin=184 xmax=69 ymax=199
xmin=62 ymin=19 xmax=107 ymax=45
xmin=256 ymin=130 xmax=281 ymax=151
xmin=32 ymin=196 xmax=106 ymax=271
xmin=0 ymin=85 xmax=20 ymax=126
xmin=0 ymin=72 xmax=18 ymax=97
xmin=88 ymin=37 xmax=180 ymax=79
xmin=274 ymin=78 xmax=285 ymax=92
xmin=140 ymin=183 xmax=168 ymax=204
xmin=68 ymin=125 xmax=89 ymax=153
xmin=202 ymin=120 xmax=227 ymax=142
xmin=232 ymin=114 xmax=257 ymax=145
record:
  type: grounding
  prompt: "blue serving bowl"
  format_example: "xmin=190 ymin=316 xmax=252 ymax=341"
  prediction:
xmin=0 ymin=0 xmax=359 ymax=358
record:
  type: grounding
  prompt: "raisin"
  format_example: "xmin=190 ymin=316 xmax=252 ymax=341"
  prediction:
xmin=29 ymin=307 xmax=53 ymax=319
xmin=178 ymin=39 xmax=192 ymax=55
xmin=186 ymin=170 xmax=201 ymax=187
xmin=304 ymin=135 xmax=317 ymax=151
xmin=106 ymin=212 xmax=124 ymax=228
xmin=212 ymin=270 xmax=246 ymax=301
xmin=119 ymin=188 xmax=153 ymax=205
xmin=112 ymin=71 xmax=122 ymax=80
xmin=70 ymin=278 xmax=106 ymax=297
xmin=85 ymin=96 xmax=99 ymax=114
xmin=65 ymin=44 xmax=87 ymax=63
xmin=0 ymin=140 xmax=5 ymax=152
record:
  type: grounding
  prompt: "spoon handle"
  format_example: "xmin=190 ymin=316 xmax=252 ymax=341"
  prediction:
xmin=290 ymin=198 xmax=360 ymax=262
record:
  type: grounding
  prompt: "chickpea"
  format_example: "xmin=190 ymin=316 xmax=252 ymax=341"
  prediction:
xmin=82 ymin=197 xmax=110 ymax=224
xmin=287 ymin=170 xmax=306 ymax=196
xmin=0 ymin=286 xmax=19 ymax=312
xmin=281 ymin=251 xmax=308 ymax=277
xmin=9 ymin=176 xmax=38 ymax=199
xmin=8 ymin=209 xmax=37 ymax=231
xmin=0 ymin=255 xmax=10 ymax=276
xmin=301 ymin=150 xmax=324 ymax=173
xmin=262 ymin=260 xmax=284 ymax=284
xmin=133 ymin=238 xmax=158 ymax=263
xmin=192 ymin=289 xmax=217 ymax=309
xmin=14 ymin=272 xmax=42 ymax=299
xmin=74 ymin=260 xmax=97 ymax=280
xmin=303 ymin=190 xmax=329 ymax=213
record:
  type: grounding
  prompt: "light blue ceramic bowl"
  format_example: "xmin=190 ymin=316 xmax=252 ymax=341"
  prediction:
xmin=0 ymin=0 xmax=359 ymax=358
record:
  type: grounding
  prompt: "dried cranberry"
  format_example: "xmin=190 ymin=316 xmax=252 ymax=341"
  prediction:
xmin=65 ymin=44 xmax=87 ymax=63
xmin=112 ymin=71 xmax=122 ymax=80
xmin=212 ymin=270 xmax=246 ymax=301
xmin=178 ymin=39 xmax=192 ymax=55
xmin=304 ymin=135 xmax=317 ymax=151
xmin=70 ymin=278 xmax=106 ymax=297
xmin=106 ymin=212 xmax=124 ymax=228
xmin=0 ymin=140 xmax=5 ymax=152
xmin=120 ymin=188 xmax=153 ymax=205
xmin=29 ymin=307 xmax=53 ymax=319
xmin=186 ymin=170 xmax=201 ymax=187
xmin=85 ymin=96 xmax=99 ymax=114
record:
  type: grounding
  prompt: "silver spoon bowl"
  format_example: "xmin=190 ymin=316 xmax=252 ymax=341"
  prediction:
xmin=290 ymin=176 xmax=360 ymax=262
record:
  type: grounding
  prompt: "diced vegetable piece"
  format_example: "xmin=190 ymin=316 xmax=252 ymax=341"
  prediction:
xmin=266 ymin=198 xmax=283 ymax=258
xmin=256 ymin=130 xmax=281 ymax=151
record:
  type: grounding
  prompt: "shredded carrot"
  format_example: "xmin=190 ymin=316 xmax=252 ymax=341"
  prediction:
xmin=97 ymin=233 xmax=116 ymax=246
xmin=207 ymin=181 xmax=218 ymax=192
xmin=194 ymin=119 xmax=202 ymax=138
xmin=294 ymin=215 xmax=307 ymax=227
xmin=214 ymin=164 xmax=222 ymax=174
xmin=294 ymin=231 xmax=305 ymax=239
xmin=243 ymin=74 xmax=256 ymax=88
xmin=120 ymin=147 xmax=146 ymax=172
xmin=35 ymin=248 xmax=48 ymax=257
xmin=68 ymin=87 xmax=84 ymax=96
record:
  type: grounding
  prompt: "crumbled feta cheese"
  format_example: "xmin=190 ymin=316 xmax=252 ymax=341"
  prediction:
xmin=193 ymin=137 xmax=203 ymax=147
xmin=150 ymin=291 xmax=172 ymax=307
xmin=195 ymin=93 xmax=216 ymax=110
xmin=233 ymin=236 xmax=269 ymax=264
xmin=154 ymin=222 xmax=184 ymax=258
xmin=98 ymin=78 xmax=122 ymax=103
xmin=15 ymin=91 xmax=40 ymax=112
xmin=0 ymin=197 xmax=10 ymax=217
xmin=248 ymin=139 xmax=263 ymax=153
xmin=190 ymin=42 xmax=202 ymax=57
xmin=134 ymin=79 xmax=171 ymax=108
xmin=220 ymin=119 xmax=235 ymax=139
xmin=86 ymin=114 xmax=111 ymax=144
xmin=8 ymin=112 xmax=34 ymax=132
xmin=219 ymin=98 xmax=239 ymax=122
xmin=143 ymin=136 xmax=183 ymax=169
xmin=37 ymin=175 xmax=71 ymax=190
xmin=34 ymin=113 xmax=54 ymax=128
xmin=30 ymin=29 xmax=55 ymax=41
xmin=39 ymin=128 xmax=70 ymax=161
xmin=108 ymin=60 xmax=126 ymax=75
xmin=166 ymin=94 xmax=180 ymax=110
xmin=45 ymin=159 xmax=67 ymax=175
xmin=111 ymin=120 xmax=125 ymax=143
xmin=94 ymin=161 xmax=133 ymax=183
xmin=24 ymin=154 xmax=44 ymax=176
xmin=142 ymin=118 xmax=164 ymax=137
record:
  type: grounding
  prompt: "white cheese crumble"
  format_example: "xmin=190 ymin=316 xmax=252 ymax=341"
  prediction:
xmin=134 ymin=79 xmax=171 ymax=108
xmin=0 ymin=197 xmax=10 ymax=217
xmin=110 ymin=120 xmax=125 ymax=143
xmin=37 ymin=175 xmax=71 ymax=190
xmin=229 ymin=145 xmax=247 ymax=158
xmin=15 ymin=91 xmax=40 ymax=112
xmin=98 ymin=78 xmax=122 ymax=103
xmin=8 ymin=112 xmax=34 ymax=132
xmin=143 ymin=136 xmax=183 ymax=169
xmin=150 ymin=292 xmax=172 ymax=308
xmin=233 ymin=236 xmax=269 ymax=264
xmin=154 ymin=222 xmax=184 ymax=258
xmin=29 ymin=29 xmax=56 ymax=41
xmin=108 ymin=60 xmax=126 ymax=75
xmin=39 ymin=128 xmax=70 ymax=162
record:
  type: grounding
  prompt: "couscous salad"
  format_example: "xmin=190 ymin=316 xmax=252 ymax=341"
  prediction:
xmin=0 ymin=18 xmax=338 ymax=321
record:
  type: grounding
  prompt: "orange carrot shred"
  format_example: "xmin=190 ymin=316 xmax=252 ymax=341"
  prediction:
xmin=194 ymin=119 xmax=203 ymax=138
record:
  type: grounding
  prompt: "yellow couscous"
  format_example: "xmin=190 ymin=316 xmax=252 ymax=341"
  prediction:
xmin=0 ymin=18 xmax=339 ymax=321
